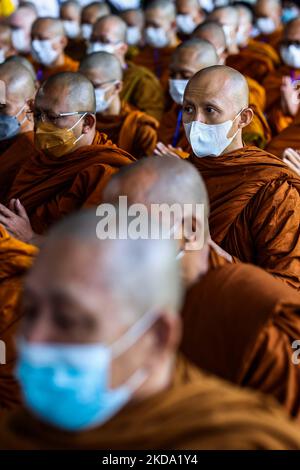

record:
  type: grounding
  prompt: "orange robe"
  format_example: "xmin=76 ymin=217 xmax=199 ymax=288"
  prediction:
xmin=181 ymin=260 xmax=300 ymax=420
xmin=0 ymin=226 xmax=37 ymax=410
xmin=263 ymin=65 xmax=300 ymax=135
xmin=257 ymin=27 xmax=283 ymax=51
xmin=96 ymin=101 xmax=158 ymax=158
xmin=1 ymin=356 xmax=300 ymax=449
xmin=226 ymin=38 xmax=280 ymax=83
xmin=266 ymin=109 xmax=300 ymax=157
xmin=190 ymin=146 xmax=300 ymax=289
xmin=133 ymin=45 xmax=177 ymax=92
xmin=121 ymin=61 xmax=164 ymax=121
xmin=5 ymin=131 xmax=135 ymax=234
xmin=32 ymin=53 xmax=79 ymax=82
xmin=0 ymin=132 xmax=35 ymax=202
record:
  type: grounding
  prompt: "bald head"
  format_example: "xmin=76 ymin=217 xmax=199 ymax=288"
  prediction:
xmin=121 ymin=8 xmax=144 ymax=29
xmin=170 ymin=38 xmax=219 ymax=79
xmin=145 ymin=0 xmax=176 ymax=20
xmin=255 ymin=0 xmax=282 ymax=28
xmin=0 ymin=24 xmax=13 ymax=58
xmin=27 ymin=208 xmax=182 ymax=327
xmin=104 ymin=155 xmax=210 ymax=241
xmin=209 ymin=6 xmax=239 ymax=26
xmin=81 ymin=2 xmax=111 ymax=25
xmin=0 ymin=61 xmax=35 ymax=100
xmin=80 ymin=51 xmax=123 ymax=84
xmin=93 ymin=15 xmax=127 ymax=43
xmin=5 ymin=55 xmax=36 ymax=81
xmin=192 ymin=21 xmax=226 ymax=54
xmin=32 ymin=17 xmax=65 ymax=38
xmin=36 ymin=72 xmax=96 ymax=113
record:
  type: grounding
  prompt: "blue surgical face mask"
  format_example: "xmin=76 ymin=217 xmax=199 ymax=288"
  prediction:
xmin=0 ymin=104 xmax=27 ymax=141
xmin=282 ymin=7 xmax=299 ymax=24
xmin=16 ymin=309 xmax=157 ymax=431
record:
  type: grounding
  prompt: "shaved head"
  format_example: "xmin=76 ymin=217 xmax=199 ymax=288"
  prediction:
xmin=173 ymin=38 xmax=218 ymax=66
xmin=104 ymin=156 xmax=210 ymax=242
xmin=80 ymin=51 xmax=123 ymax=82
xmin=192 ymin=21 xmax=226 ymax=53
xmin=32 ymin=17 xmax=65 ymax=37
xmin=0 ymin=60 xmax=35 ymax=100
xmin=36 ymin=71 xmax=96 ymax=113
xmin=5 ymin=55 xmax=36 ymax=80
xmin=145 ymin=0 xmax=176 ymax=20
xmin=31 ymin=208 xmax=182 ymax=321
xmin=186 ymin=65 xmax=249 ymax=111
xmin=209 ymin=6 xmax=239 ymax=26
xmin=93 ymin=14 xmax=127 ymax=43
xmin=81 ymin=2 xmax=111 ymax=24
xmin=235 ymin=4 xmax=254 ymax=24
xmin=121 ymin=8 xmax=144 ymax=28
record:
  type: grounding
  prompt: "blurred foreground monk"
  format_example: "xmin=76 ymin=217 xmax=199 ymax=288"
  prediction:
xmin=30 ymin=18 xmax=79 ymax=83
xmin=192 ymin=21 xmax=271 ymax=148
xmin=104 ymin=156 xmax=300 ymax=420
xmin=266 ymin=108 xmax=300 ymax=157
xmin=0 ymin=226 xmax=37 ymax=410
xmin=226 ymin=4 xmax=280 ymax=83
xmin=88 ymin=15 xmax=164 ymax=120
xmin=183 ymin=65 xmax=300 ymax=289
xmin=2 ymin=210 xmax=300 ymax=449
xmin=0 ymin=61 xmax=35 ymax=152
xmin=133 ymin=0 xmax=179 ymax=90
xmin=157 ymin=39 xmax=218 ymax=154
xmin=263 ymin=18 xmax=300 ymax=135
xmin=0 ymin=24 xmax=15 ymax=63
xmin=254 ymin=0 xmax=283 ymax=49
xmin=80 ymin=52 xmax=158 ymax=158
xmin=0 ymin=72 xmax=134 ymax=242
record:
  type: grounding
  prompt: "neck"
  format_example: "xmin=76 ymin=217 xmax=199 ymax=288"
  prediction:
xmin=228 ymin=43 xmax=239 ymax=55
xmin=169 ymin=32 xmax=178 ymax=47
xmin=101 ymin=95 xmax=121 ymax=117
xmin=21 ymin=119 xmax=34 ymax=134
xmin=222 ymin=133 xmax=244 ymax=155
xmin=117 ymin=54 xmax=126 ymax=68
xmin=183 ymin=243 xmax=210 ymax=288
xmin=48 ymin=52 xmax=65 ymax=69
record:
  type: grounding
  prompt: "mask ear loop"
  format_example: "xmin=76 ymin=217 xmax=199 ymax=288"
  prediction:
xmin=70 ymin=112 xmax=88 ymax=144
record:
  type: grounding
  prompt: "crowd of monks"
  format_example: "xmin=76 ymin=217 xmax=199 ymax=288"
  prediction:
xmin=1 ymin=0 xmax=300 ymax=451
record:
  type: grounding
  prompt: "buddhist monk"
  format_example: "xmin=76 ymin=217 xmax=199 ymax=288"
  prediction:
xmin=81 ymin=1 xmax=111 ymax=42
xmin=0 ymin=24 xmax=15 ymax=64
xmin=0 ymin=225 xmax=37 ymax=410
xmin=208 ymin=6 xmax=240 ymax=55
xmin=254 ymin=0 xmax=283 ymax=49
xmin=181 ymin=65 xmax=300 ymax=289
xmin=175 ymin=0 xmax=205 ymax=39
xmin=192 ymin=21 xmax=272 ymax=148
xmin=60 ymin=1 xmax=84 ymax=62
xmin=133 ymin=0 xmax=179 ymax=91
xmin=89 ymin=14 xmax=164 ymax=120
xmin=120 ymin=8 xmax=144 ymax=47
xmin=0 ymin=61 xmax=37 ymax=200
xmin=263 ymin=18 xmax=300 ymax=135
xmin=104 ymin=155 xmax=300 ymax=420
xmin=226 ymin=3 xmax=280 ymax=83
xmin=266 ymin=108 xmax=300 ymax=157
xmin=80 ymin=52 xmax=158 ymax=158
xmin=157 ymin=38 xmax=218 ymax=153
xmin=2 ymin=210 xmax=300 ymax=449
xmin=9 ymin=3 xmax=37 ymax=56
xmin=30 ymin=18 xmax=79 ymax=83
xmin=0 ymin=72 xmax=135 ymax=242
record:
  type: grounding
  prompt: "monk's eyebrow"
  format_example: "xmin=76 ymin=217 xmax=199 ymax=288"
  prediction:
xmin=202 ymin=100 xmax=223 ymax=112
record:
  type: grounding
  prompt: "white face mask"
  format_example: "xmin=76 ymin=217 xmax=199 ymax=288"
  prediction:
xmin=236 ymin=24 xmax=249 ymax=46
xmin=145 ymin=26 xmax=169 ymax=48
xmin=176 ymin=14 xmax=196 ymax=35
xmin=109 ymin=0 xmax=141 ymax=10
xmin=87 ymin=41 xmax=119 ymax=55
xmin=0 ymin=49 xmax=5 ymax=64
xmin=169 ymin=79 xmax=189 ymax=105
xmin=31 ymin=39 xmax=60 ymax=66
xmin=63 ymin=20 xmax=80 ymax=39
xmin=95 ymin=82 xmax=117 ymax=113
xmin=184 ymin=110 xmax=243 ymax=158
xmin=222 ymin=24 xmax=234 ymax=47
xmin=256 ymin=17 xmax=276 ymax=34
xmin=81 ymin=23 xmax=93 ymax=40
xmin=126 ymin=26 xmax=142 ymax=46
xmin=280 ymin=45 xmax=300 ymax=69
xmin=12 ymin=28 xmax=30 ymax=53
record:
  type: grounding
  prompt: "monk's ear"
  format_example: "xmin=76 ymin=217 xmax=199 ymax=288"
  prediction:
xmin=150 ymin=312 xmax=182 ymax=355
xmin=82 ymin=113 xmax=95 ymax=133
xmin=116 ymin=80 xmax=123 ymax=93
xmin=60 ymin=35 xmax=68 ymax=49
xmin=238 ymin=107 xmax=253 ymax=129
xmin=183 ymin=215 xmax=201 ymax=250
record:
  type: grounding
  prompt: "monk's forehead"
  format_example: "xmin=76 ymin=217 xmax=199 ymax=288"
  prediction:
xmin=186 ymin=73 xmax=241 ymax=106
xmin=106 ymin=168 xmax=160 ymax=203
xmin=32 ymin=19 xmax=62 ymax=35
xmin=285 ymin=20 xmax=300 ymax=39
